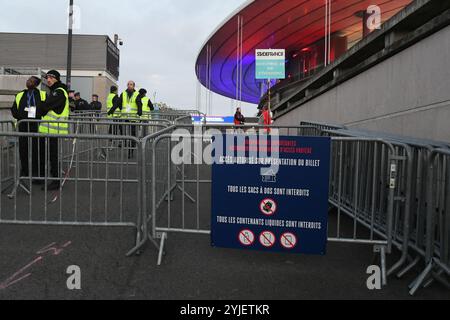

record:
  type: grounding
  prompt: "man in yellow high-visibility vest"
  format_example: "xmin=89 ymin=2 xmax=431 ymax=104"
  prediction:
xmin=119 ymin=80 xmax=142 ymax=118
xmin=11 ymin=76 xmax=46 ymax=179
xmin=38 ymin=70 xmax=70 ymax=191
xmin=119 ymin=81 xmax=142 ymax=158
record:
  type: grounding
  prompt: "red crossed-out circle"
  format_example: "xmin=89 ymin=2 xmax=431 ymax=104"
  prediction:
xmin=259 ymin=231 xmax=276 ymax=248
xmin=260 ymin=198 xmax=277 ymax=216
xmin=238 ymin=229 xmax=255 ymax=246
xmin=280 ymin=232 xmax=297 ymax=249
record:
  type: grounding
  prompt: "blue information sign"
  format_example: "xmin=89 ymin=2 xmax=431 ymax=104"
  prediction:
xmin=211 ymin=135 xmax=331 ymax=255
xmin=255 ymin=49 xmax=286 ymax=80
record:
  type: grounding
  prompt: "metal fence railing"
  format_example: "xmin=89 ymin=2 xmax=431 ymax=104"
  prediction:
xmin=0 ymin=116 xmax=448 ymax=295
xmin=410 ymin=149 xmax=450 ymax=295
xmin=131 ymin=125 xmax=400 ymax=288
xmin=298 ymin=121 xmax=450 ymax=295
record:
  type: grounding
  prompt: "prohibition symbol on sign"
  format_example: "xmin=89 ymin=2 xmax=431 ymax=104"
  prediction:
xmin=260 ymin=198 xmax=277 ymax=216
xmin=259 ymin=231 xmax=276 ymax=248
xmin=238 ymin=229 xmax=255 ymax=246
xmin=280 ymin=233 xmax=297 ymax=249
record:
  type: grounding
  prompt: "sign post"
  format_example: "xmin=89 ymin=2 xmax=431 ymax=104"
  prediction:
xmin=211 ymin=135 xmax=331 ymax=255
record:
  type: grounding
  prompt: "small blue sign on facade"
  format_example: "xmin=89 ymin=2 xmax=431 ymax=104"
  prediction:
xmin=211 ymin=134 xmax=331 ymax=255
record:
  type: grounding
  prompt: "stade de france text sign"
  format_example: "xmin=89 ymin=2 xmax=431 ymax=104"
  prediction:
xmin=255 ymin=49 xmax=286 ymax=80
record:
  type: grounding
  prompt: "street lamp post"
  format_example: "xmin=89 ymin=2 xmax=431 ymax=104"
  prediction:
xmin=66 ymin=0 xmax=74 ymax=89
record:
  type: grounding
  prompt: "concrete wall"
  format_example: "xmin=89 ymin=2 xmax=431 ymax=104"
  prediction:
xmin=0 ymin=75 xmax=30 ymax=121
xmin=275 ymin=25 xmax=450 ymax=143
xmin=93 ymin=76 xmax=116 ymax=111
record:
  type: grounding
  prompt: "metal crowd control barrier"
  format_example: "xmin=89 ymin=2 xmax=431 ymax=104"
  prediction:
xmin=299 ymin=122 xmax=450 ymax=294
xmin=0 ymin=120 xmax=15 ymax=132
xmin=300 ymin=121 xmax=346 ymax=132
xmin=17 ymin=119 xmax=169 ymax=138
xmin=70 ymin=112 xmax=204 ymax=126
xmin=134 ymin=125 xmax=399 ymax=286
xmin=0 ymin=119 xmax=168 ymax=253
xmin=410 ymin=149 xmax=450 ymax=295
xmin=0 ymin=121 xmax=16 ymax=193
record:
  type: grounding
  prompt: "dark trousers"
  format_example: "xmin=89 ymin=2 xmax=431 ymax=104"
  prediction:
xmin=108 ymin=119 xmax=123 ymax=136
xmin=39 ymin=137 xmax=59 ymax=178
xmin=18 ymin=122 xmax=39 ymax=177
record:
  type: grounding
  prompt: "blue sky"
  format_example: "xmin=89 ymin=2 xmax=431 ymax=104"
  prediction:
xmin=0 ymin=0 xmax=256 ymax=115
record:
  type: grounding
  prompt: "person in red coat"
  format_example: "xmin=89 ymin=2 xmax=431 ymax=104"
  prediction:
xmin=234 ymin=107 xmax=246 ymax=125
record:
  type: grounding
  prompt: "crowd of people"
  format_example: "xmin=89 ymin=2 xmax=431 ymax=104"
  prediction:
xmin=10 ymin=68 xmax=272 ymax=192
xmin=10 ymin=69 xmax=155 ymax=191
xmin=68 ymin=91 xmax=102 ymax=112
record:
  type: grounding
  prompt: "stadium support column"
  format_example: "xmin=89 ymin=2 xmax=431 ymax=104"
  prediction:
xmin=236 ymin=15 xmax=244 ymax=109
xmin=66 ymin=0 xmax=74 ymax=90
xmin=324 ymin=0 xmax=332 ymax=66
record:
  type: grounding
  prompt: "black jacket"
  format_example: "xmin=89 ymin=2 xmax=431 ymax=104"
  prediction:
xmin=234 ymin=112 xmax=246 ymax=124
xmin=11 ymin=88 xmax=45 ymax=120
xmin=138 ymin=94 xmax=155 ymax=112
xmin=74 ymin=98 xmax=90 ymax=111
xmin=90 ymin=101 xmax=102 ymax=111
xmin=40 ymin=82 xmax=69 ymax=117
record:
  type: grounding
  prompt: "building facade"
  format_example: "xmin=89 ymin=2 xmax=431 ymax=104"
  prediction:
xmin=0 ymin=32 xmax=120 ymax=119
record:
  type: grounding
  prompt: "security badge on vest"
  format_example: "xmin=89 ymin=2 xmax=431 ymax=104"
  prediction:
xmin=15 ymin=90 xmax=47 ymax=119
xmin=26 ymin=93 xmax=37 ymax=118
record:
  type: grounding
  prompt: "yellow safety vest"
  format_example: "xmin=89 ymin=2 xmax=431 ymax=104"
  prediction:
xmin=141 ymin=96 xmax=152 ymax=120
xmin=39 ymin=87 xmax=70 ymax=135
xmin=107 ymin=93 xmax=120 ymax=118
xmin=15 ymin=90 xmax=47 ymax=110
xmin=121 ymin=90 xmax=139 ymax=117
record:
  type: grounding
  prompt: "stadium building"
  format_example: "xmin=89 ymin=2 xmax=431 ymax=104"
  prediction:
xmin=195 ymin=0 xmax=450 ymax=142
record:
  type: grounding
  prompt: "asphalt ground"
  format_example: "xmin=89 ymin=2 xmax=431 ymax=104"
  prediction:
xmin=1 ymin=186 xmax=449 ymax=300
xmin=0 ymin=138 xmax=449 ymax=300
xmin=0 ymin=222 xmax=449 ymax=300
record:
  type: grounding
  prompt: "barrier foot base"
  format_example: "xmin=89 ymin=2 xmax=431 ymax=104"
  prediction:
xmin=126 ymin=227 xmax=147 ymax=257
xmin=396 ymin=256 xmax=420 ymax=279
xmin=148 ymin=233 xmax=161 ymax=251
xmin=7 ymin=179 xmax=30 ymax=199
xmin=126 ymin=240 xmax=146 ymax=257
xmin=176 ymin=184 xmax=196 ymax=203
xmin=157 ymin=232 xmax=167 ymax=266
xmin=409 ymin=260 xmax=434 ymax=296
xmin=374 ymin=245 xmax=387 ymax=286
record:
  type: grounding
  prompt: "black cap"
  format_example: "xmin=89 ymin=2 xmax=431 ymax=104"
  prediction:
xmin=110 ymin=85 xmax=118 ymax=93
xmin=139 ymin=88 xmax=147 ymax=95
xmin=74 ymin=92 xmax=81 ymax=97
xmin=30 ymin=76 xmax=41 ymax=86
xmin=46 ymin=70 xmax=61 ymax=81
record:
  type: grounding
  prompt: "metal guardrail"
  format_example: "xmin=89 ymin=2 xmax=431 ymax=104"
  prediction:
xmin=410 ymin=149 xmax=450 ymax=295
xmin=129 ymin=125 xmax=399 ymax=289
xmin=0 ymin=116 xmax=449 ymax=294
xmin=298 ymin=121 xmax=450 ymax=295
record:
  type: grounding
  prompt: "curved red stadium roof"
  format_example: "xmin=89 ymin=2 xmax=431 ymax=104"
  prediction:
xmin=195 ymin=0 xmax=412 ymax=104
